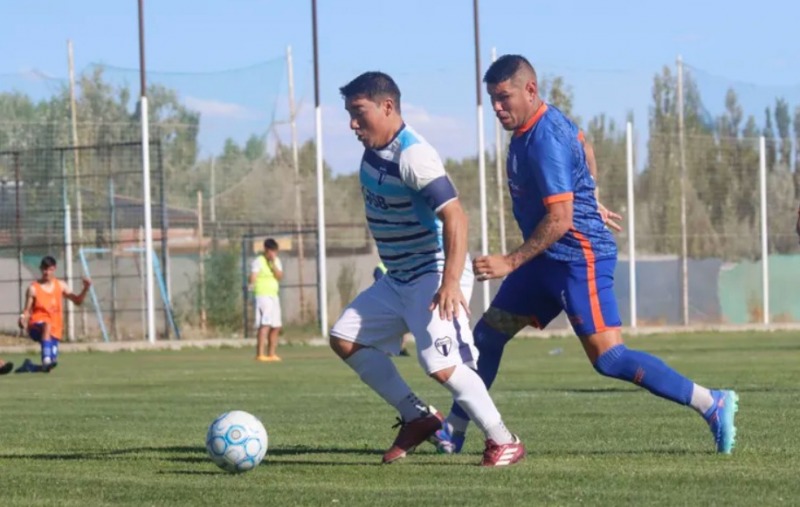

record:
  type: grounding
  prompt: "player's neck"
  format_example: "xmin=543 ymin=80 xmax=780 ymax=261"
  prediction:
xmin=514 ymin=99 xmax=546 ymax=137
xmin=375 ymin=117 xmax=405 ymax=149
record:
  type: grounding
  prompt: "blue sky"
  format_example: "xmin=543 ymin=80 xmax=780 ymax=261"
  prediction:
xmin=2 ymin=0 xmax=800 ymax=173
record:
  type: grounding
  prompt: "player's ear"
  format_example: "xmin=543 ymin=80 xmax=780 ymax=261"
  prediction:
xmin=382 ymin=97 xmax=395 ymax=117
xmin=525 ymin=80 xmax=538 ymax=102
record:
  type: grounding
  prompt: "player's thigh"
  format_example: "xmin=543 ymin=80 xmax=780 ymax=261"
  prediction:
xmin=254 ymin=296 xmax=279 ymax=328
xmin=330 ymin=277 xmax=407 ymax=355
xmin=28 ymin=322 xmax=45 ymax=343
xmin=562 ymin=257 xmax=622 ymax=338
xmin=491 ymin=257 xmax=563 ymax=331
xmin=402 ymin=273 xmax=477 ymax=375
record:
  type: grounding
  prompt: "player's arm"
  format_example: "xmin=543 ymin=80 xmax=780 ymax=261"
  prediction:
xmin=268 ymin=257 xmax=284 ymax=281
xmin=401 ymin=145 xmax=469 ymax=321
xmin=476 ymin=200 xmax=573 ymax=282
xmin=63 ymin=278 xmax=92 ymax=306
xmin=437 ymin=197 xmax=468 ymax=292
xmin=18 ymin=285 xmax=35 ymax=329
xmin=580 ymin=132 xmax=622 ymax=232
xmin=579 ymin=133 xmax=598 ymax=182
xmin=248 ymin=259 xmax=260 ymax=292
xmin=475 ymin=136 xmax=574 ymax=281
xmin=510 ymin=200 xmax=573 ymax=268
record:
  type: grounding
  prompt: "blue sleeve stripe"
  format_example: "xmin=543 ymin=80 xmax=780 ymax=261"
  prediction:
xmin=419 ymin=176 xmax=457 ymax=211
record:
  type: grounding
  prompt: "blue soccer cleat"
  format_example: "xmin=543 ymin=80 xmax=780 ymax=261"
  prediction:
xmin=428 ymin=423 xmax=465 ymax=454
xmin=14 ymin=358 xmax=34 ymax=374
xmin=704 ymin=390 xmax=739 ymax=454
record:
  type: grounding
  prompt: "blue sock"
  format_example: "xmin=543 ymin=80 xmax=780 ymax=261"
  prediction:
xmin=594 ymin=344 xmax=693 ymax=405
xmin=41 ymin=339 xmax=58 ymax=368
xmin=450 ymin=319 xmax=513 ymax=421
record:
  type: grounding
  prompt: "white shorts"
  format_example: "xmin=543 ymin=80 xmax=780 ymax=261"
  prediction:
xmin=330 ymin=268 xmax=477 ymax=374
xmin=254 ymin=295 xmax=282 ymax=328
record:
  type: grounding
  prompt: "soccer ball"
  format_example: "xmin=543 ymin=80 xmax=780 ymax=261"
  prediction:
xmin=205 ymin=410 xmax=268 ymax=473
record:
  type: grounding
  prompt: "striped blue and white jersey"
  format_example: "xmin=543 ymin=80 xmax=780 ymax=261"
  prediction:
xmin=360 ymin=124 xmax=460 ymax=284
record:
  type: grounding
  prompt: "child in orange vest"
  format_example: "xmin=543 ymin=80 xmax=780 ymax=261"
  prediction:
xmin=16 ymin=256 xmax=91 ymax=373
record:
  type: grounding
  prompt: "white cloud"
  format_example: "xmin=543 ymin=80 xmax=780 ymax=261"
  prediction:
xmin=184 ymin=96 xmax=258 ymax=120
xmin=272 ymin=98 xmax=480 ymax=174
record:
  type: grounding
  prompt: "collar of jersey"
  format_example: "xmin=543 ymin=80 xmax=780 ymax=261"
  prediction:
xmin=373 ymin=123 xmax=407 ymax=151
xmin=514 ymin=102 xmax=548 ymax=137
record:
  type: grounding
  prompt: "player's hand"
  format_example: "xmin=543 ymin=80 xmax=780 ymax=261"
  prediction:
xmin=474 ymin=254 xmax=514 ymax=281
xmin=82 ymin=277 xmax=92 ymax=289
xmin=429 ymin=279 xmax=470 ymax=321
xmin=17 ymin=315 xmax=25 ymax=330
xmin=598 ymin=202 xmax=623 ymax=232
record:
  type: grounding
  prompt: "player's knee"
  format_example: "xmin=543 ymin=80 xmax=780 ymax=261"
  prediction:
xmin=429 ymin=365 xmax=455 ymax=384
xmin=329 ymin=336 xmax=361 ymax=360
xmin=481 ymin=307 xmax=527 ymax=339
xmin=592 ymin=344 xmax=630 ymax=378
xmin=473 ymin=317 xmax=512 ymax=351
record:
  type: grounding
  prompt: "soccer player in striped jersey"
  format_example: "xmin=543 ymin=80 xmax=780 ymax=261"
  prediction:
xmin=433 ymin=55 xmax=738 ymax=455
xmin=329 ymin=71 xmax=524 ymax=467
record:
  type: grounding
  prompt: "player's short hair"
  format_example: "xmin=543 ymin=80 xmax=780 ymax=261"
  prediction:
xmin=483 ymin=54 xmax=537 ymax=85
xmin=263 ymin=238 xmax=279 ymax=251
xmin=339 ymin=71 xmax=402 ymax=113
xmin=40 ymin=256 xmax=57 ymax=269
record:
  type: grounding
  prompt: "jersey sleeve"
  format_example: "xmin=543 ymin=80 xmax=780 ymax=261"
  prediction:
xmin=250 ymin=258 xmax=261 ymax=274
xmin=399 ymin=143 xmax=458 ymax=212
xmin=272 ymin=257 xmax=283 ymax=271
xmin=529 ymin=133 xmax=575 ymax=206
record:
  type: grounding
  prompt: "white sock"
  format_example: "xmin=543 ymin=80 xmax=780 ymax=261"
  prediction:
xmin=345 ymin=348 xmax=427 ymax=421
xmin=689 ymin=384 xmax=715 ymax=416
xmin=442 ymin=364 xmax=513 ymax=444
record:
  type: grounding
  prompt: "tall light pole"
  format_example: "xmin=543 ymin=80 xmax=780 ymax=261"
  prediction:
xmin=138 ymin=0 xmax=156 ymax=343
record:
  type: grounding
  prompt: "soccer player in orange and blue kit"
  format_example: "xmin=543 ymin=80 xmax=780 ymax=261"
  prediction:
xmin=432 ymin=55 xmax=738 ymax=454
xmin=16 ymin=255 xmax=91 ymax=373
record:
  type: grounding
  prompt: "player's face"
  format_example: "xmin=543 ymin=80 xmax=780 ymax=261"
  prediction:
xmin=345 ymin=96 xmax=392 ymax=149
xmin=40 ymin=265 xmax=56 ymax=281
xmin=487 ymin=78 xmax=537 ymax=131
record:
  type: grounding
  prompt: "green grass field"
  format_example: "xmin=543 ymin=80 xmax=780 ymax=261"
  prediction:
xmin=1 ymin=332 xmax=799 ymax=506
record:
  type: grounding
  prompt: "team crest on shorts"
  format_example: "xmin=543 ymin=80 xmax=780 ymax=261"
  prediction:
xmin=435 ymin=336 xmax=453 ymax=356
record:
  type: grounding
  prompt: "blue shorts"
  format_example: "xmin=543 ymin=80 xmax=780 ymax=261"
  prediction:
xmin=28 ymin=322 xmax=56 ymax=342
xmin=491 ymin=255 xmax=621 ymax=336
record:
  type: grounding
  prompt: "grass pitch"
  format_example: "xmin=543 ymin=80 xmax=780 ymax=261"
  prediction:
xmin=1 ymin=332 xmax=798 ymax=506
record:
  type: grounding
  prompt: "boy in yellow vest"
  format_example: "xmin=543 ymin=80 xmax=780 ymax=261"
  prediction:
xmin=249 ymin=238 xmax=283 ymax=362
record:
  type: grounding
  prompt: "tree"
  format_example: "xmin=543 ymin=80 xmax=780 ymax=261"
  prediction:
xmin=774 ymin=98 xmax=791 ymax=169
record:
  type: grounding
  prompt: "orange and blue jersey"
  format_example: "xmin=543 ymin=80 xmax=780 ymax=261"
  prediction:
xmin=506 ymin=103 xmax=617 ymax=262
xmin=496 ymin=103 xmax=621 ymax=335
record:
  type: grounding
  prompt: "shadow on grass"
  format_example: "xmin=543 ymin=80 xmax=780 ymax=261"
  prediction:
xmin=269 ymin=444 xmax=382 ymax=456
xmin=0 ymin=445 xmax=204 ymax=462
xmin=0 ymin=444 xmax=390 ymax=466
xmin=157 ymin=470 xmax=222 ymax=475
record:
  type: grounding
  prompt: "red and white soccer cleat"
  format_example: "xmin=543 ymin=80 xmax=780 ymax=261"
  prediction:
xmin=382 ymin=408 xmax=443 ymax=464
xmin=480 ymin=435 xmax=526 ymax=467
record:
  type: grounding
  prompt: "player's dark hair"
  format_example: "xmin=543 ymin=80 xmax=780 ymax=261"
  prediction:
xmin=40 ymin=256 xmax=57 ymax=269
xmin=340 ymin=71 xmax=402 ymax=113
xmin=263 ymin=238 xmax=279 ymax=251
xmin=483 ymin=54 xmax=536 ymax=85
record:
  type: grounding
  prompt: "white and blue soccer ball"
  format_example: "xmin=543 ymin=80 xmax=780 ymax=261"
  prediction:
xmin=205 ymin=410 xmax=268 ymax=473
